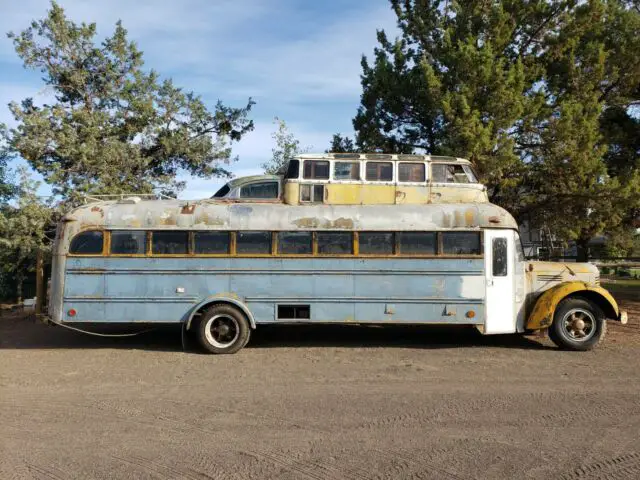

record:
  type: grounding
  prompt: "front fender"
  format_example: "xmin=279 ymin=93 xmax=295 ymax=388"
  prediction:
xmin=185 ymin=294 xmax=256 ymax=330
xmin=526 ymin=282 xmax=620 ymax=330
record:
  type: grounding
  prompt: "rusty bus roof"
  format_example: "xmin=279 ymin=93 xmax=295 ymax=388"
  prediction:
xmin=296 ymin=153 xmax=471 ymax=163
xmin=62 ymin=199 xmax=517 ymax=232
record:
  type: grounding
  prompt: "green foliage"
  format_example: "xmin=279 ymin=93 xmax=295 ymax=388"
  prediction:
xmin=355 ymin=0 xmax=640 ymax=256
xmin=0 ymin=167 xmax=55 ymax=301
xmin=3 ymin=1 xmax=254 ymax=202
xmin=327 ymin=134 xmax=357 ymax=153
xmin=262 ymin=118 xmax=308 ymax=174
xmin=0 ymin=126 xmax=15 ymax=201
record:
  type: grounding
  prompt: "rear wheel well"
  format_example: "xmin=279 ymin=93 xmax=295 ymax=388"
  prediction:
xmin=567 ymin=291 xmax=617 ymax=320
xmin=188 ymin=301 xmax=252 ymax=330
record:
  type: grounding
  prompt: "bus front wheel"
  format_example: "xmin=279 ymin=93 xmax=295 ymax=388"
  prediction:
xmin=197 ymin=304 xmax=251 ymax=354
xmin=548 ymin=298 xmax=606 ymax=351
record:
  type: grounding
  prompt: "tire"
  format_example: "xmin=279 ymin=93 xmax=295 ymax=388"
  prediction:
xmin=197 ymin=304 xmax=251 ymax=354
xmin=548 ymin=297 xmax=606 ymax=351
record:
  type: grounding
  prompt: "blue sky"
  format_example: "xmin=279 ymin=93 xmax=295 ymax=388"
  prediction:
xmin=0 ymin=0 xmax=397 ymax=199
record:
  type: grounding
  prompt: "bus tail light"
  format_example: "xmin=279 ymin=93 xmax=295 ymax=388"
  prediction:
xmin=68 ymin=308 xmax=77 ymax=317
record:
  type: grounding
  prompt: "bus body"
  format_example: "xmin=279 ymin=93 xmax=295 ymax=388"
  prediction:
xmin=48 ymin=198 xmax=626 ymax=353
xmin=211 ymin=153 xmax=489 ymax=205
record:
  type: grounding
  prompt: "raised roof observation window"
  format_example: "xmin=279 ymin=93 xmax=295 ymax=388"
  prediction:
xmin=303 ymin=160 xmax=330 ymax=180
xmin=334 ymin=161 xmax=360 ymax=180
xmin=398 ymin=163 xmax=426 ymax=182
xmin=365 ymin=162 xmax=393 ymax=182
xmin=432 ymin=164 xmax=477 ymax=184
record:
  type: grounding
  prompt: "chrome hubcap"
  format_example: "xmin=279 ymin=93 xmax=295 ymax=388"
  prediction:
xmin=562 ymin=309 xmax=596 ymax=341
xmin=205 ymin=315 xmax=240 ymax=348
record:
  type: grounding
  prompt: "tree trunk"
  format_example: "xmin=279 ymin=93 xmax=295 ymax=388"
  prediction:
xmin=576 ymin=237 xmax=590 ymax=262
xmin=16 ymin=272 xmax=24 ymax=305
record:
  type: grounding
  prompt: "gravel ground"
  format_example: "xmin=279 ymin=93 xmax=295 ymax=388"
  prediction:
xmin=1 ymin=299 xmax=639 ymax=480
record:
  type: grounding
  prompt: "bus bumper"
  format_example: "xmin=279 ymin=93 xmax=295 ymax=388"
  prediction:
xmin=619 ymin=310 xmax=628 ymax=325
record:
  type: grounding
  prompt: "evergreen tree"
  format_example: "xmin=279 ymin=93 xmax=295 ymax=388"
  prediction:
xmin=3 ymin=2 xmax=254 ymax=202
xmin=327 ymin=134 xmax=357 ymax=153
xmin=354 ymin=0 xmax=640 ymax=258
xmin=0 ymin=168 xmax=54 ymax=302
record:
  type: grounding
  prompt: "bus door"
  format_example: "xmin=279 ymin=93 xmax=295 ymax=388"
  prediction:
xmin=484 ymin=229 xmax=517 ymax=334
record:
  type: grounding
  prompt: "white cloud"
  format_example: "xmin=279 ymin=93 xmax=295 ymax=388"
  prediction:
xmin=0 ymin=0 xmax=397 ymax=198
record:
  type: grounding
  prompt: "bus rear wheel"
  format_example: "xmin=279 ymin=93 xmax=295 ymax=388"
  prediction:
xmin=197 ymin=305 xmax=250 ymax=354
xmin=548 ymin=298 xmax=606 ymax=351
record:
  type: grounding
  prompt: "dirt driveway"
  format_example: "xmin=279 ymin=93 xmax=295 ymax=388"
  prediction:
xmin=1 ymin=300 xmax=639 ymax=480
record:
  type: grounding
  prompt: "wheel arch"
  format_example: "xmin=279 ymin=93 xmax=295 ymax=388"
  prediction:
xmin=526 ymin=282 xmax=620 ymax=331
xmin=186 ymin=295 xmax=256 ymax=330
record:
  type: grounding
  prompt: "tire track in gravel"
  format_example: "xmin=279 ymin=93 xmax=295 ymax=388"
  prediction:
xmin=560 ymin=452 xmax=640 ymax=479
xmin=24 ymin=463 xmax=69 ymax=480
xmin=245 ymin=449 xmax=358 ymax=480
xmin=112 ymin=454 xmax=223 ymax=480
xmin=355 ymin=392 xmax=639 ymax=431
xmin=377 ymin=448 xmax=468 ymax=480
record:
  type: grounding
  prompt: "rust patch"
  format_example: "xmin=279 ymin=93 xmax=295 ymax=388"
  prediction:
xmin=90 ymin=206 xmax=104 ymax=217
xmin=488 ymin=216 xmax=501 ymax=224
xmin=293 ymin=217 xmax=354 ymax=229
xmin=181 ymin=204 xmax=196 ymax=214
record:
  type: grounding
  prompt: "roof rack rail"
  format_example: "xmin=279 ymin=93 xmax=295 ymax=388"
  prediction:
xmin=82 ymin=193 xmax=175 ymax=203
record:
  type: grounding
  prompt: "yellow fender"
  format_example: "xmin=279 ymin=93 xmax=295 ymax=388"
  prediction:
xmin=526 ymin=282 xmax=621 ymax=330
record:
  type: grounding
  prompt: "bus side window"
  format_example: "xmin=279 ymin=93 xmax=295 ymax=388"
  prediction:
xmin=398 ymin=232 xmax=436 ymax=255
xmin=398 ymin=163 xmax=425 ymax=182
xmin=239 ymin=181 xmax=279 ymax=199
xmin=317 ymin=232 xmax=352 ymax=255
xmin=300 ymin=184 xmax=324 ymax=203
xmin=492 ymin=238 xmax=508 ymax=276
xmin=278 ymin=232 xmax=312 ymax=255
xmin=442 ymin=232 xmax=481 ymax=255
xmin=237 ymin=231 xmax=272 ymax=254
xmin=285 ymin=160 xmax=300 ymax=179
xmin=359 ymin=232 xmax=394 ymax=255
xmin=334 ymin=161 xmax=360 ymax=180
xmin=303 ymin=160 xmax=330 ymax=179
xmin=110 ymin=231 xmax=146 ymax=255
xmin=194 ymin=232 xmax=230 ymax=254
xmin=365 ymin=162 xmax=393 ymax=181
xmin=432 ymin=164 xmax=473 ymax=184
xmin=69 ymin=231 xmax=104 ymax=254
xmin=152 ymin=231 xmax=189 ymax=255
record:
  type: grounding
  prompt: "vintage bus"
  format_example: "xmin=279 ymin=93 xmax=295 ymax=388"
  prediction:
xmin=47 ymin=197 xmax=627 ymax=353
xmin=212 ymin=153 xmax=489 ymax=205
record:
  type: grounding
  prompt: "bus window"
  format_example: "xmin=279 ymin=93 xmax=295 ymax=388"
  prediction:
xmin=300 ymin=184 xmax=324 ymax=203
xmin=442 ymin=232 xmax=481 ymax=255
xmin=285 ymin=160 xmax=300 ymax=179
xmin=398 ymin=232 xmax=436 ymax=255
xmin=365 ymin=162 xmax=393 ymax=181
xmin=317 ymin=232 xmax=352 ymax=255
xmin=432 ymin=164 xmax=474 ymax=184
xmin=239 ymin=181 xmax=279 ymax=199
xmin=237 ymin=231 xmax=272 ymax=254
xmin=359 ymin=232 xmax=394 ymax=255
xmin=110 ymin=231 xmax=146 ymax=255
xmin=69 ymin=231 xmax=104 ymax=254
xmin=492 ymin=238 xmax=508 ymax=276
xmin=334 ymin=162 xmax=360 ymax=180
xmin=278 ymin=232 xmax=312 ymax=255
xmin=212 ymin=184 xmax=231 ymax=198
xmin=194 ymin=231 xmax=230 ymax=254
xmin=398 ymin=163 xmax=425 ymax=182
xmin=152 ymin=231 xmax=189 ymax=255
xmin=303 ymin=160 xmax=330 ymax=179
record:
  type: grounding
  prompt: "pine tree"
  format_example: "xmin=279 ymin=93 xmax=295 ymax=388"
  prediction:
xmin=3 ymin=2 xmax=254 ymax=202
xmin=354 ymin=0 xmax=640 ymax=257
